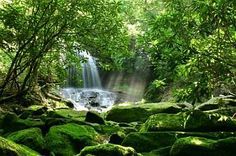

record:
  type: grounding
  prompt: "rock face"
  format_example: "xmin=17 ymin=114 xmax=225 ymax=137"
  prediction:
xmin=0 ymin=136 xmax=39 ymax=156
xmin=45 ymin=123 xmax=99 ymax=156
xmin=7 ymin=128 xmax=44 ymax=153
xmin=77 ymin=143 xmax=138 ymax=156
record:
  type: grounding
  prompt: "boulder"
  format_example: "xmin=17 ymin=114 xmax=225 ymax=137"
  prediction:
xmin=47 ymin=108 xmax=87 ymax=121
xmin=45 ymin=123 xmax=99 ymax=156
xmin=7 ymin=128 xmax=44 ymax=153
xmin=122 ymin=131 xmax=236 ymax=153
xmin=2 ymin=112 xmax=45 ymax=133
xmin=109 ymin=132 xmax=126 ymax=145
xmin=170 ymin=136 xmax=236 ymax=156
xmin=140 ymin=110 xmax=236 ymax=132
xmin=106 ymin=102 xmax=183 ymax=123
xmin=85 ymin=111 xmax=105 ymax=124
xmin=77 ymin=143 xmax=139 ymax=156
xmin=0 ymin=136 xmax=39 ymax=156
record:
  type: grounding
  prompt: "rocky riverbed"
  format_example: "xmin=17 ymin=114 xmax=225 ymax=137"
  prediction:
xmin=0 ymin=96 xmax=236 ymax=156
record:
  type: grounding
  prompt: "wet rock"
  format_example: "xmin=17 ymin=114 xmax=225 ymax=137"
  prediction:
xmin=7 ymin=128 xmax=45 ymax=153
xmin=0 ymin=136 xmax=39 ymax=156
xmin=85 ymin=111 xmax=105 ymax=124
xmin=77 ymin=143 xmax=139 ymax=156
xmin=45 ymin=123 xmax=99 ymax=156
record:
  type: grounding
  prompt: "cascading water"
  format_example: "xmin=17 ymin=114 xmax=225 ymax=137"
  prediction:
xmin=61 ymin=50 xmax=116 ymax=112
xmin=80 ymin=51 xmax=102 ymax=88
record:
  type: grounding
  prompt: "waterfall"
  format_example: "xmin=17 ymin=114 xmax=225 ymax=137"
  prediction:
xmin=80 ymin=51 xmax=102 ymax=88
xmin=60 ymin=50 xmax=116 ymax=112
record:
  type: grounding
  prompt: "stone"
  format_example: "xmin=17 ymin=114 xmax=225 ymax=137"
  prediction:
xmin=109 ymin=132 xmax=126 ymax=145
xmin=7 ymin=128 xmax=45 ymax=153
xmin=170 ymin=136 xmax=236 ymax=156
xmin=85 ymin=111 xmax=105 ymax=124
xmin=45 ymin=123 xmax=99 ymax=156
xmin=2 ymin=112 xmax=45 ymax=133
xmin=0 ymin=136 xmax=39 ymax=156
xmin=122 ymin=131 xmax=236 ymax=153
xmin=77 ymin=143 xmax=139 ymax=156
xmin=140 ymin=110 xmax=236 ymax=132
xmin=106 ymin=102 xmax=183 ymax=123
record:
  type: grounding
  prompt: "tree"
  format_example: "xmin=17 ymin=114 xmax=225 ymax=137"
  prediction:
xmin=143 ymin=0 xmax=236 ymax=102
xmin=0 ymin=0 xmax=130 ymax=101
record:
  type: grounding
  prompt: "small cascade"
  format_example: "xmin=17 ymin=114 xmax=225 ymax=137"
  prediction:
xmin=80 ymin=51 xmax=102 ymax=88
xmin=61 ymin=50 xmax=116 ymax=112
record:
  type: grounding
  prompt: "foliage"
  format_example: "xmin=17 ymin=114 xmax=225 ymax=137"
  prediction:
xmin=142 ymin=0 xmax=236 ymax=103
xmin=0 ymin=0 xmax=130 ymax=98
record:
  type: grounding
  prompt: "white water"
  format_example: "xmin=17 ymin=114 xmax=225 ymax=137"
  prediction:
xmin=61 ymin=51 xmax=116 ymax=112
xmin=80 ymin=51 xmax=102 ymax=88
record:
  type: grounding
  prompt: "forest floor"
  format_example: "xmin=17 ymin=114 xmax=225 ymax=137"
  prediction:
xmin=0 ymin=96 xmax=236 ymax=156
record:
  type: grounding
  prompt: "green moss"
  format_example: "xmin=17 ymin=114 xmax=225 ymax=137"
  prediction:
xmin=7 ymin=128 xmax=44 ymax=152
xmin=77 ymin=143 xmax=138 ymax=156
xmin=2 ymin=113 xmax=45 ymax=133
xmin=140 ymin=110 xmax=236 ymax=132
xmin=45 ymin=123 xmax=99 ymax=156
xmin=48 ymin=109 xmax=87 ymax=121
xmin=140 ymin=112 xmax=186 ymax=132
xmin=170 ymin=136 xmax=236 ymax=156
xmin=0 ymin=136 xmax=39 ymax=156
xmin=106 ymin=102 xmax=181 ymax=123
xmin=170 ymin=136 xmax=215 ymax=156
xmin=122 ymin=131 xmax=236 ymax=153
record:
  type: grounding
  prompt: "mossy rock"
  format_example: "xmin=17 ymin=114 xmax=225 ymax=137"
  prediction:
xmin=45 ymin=123 xmax=99 ymax=156
xmin=170 ymin=136 xmax=236 ymax=156
xmin=85 ymin=111 xmax=105 ymax=125
xmin=142 ymin=146 xmax=171 ymax=156
xmin=47 ymin=108 xmax=87 ymax=121
xmin=122 ymin=131 xmax=236 ymax=153
xmin=77 ymin=143 xmax=139 ymax=156
xmin=106 ymin=102 xmax=183 ymax=123
xmin=19 ymin=105 xmax=47 ymax=119
xmin=2 ymin=112 xmax=45 ymax=133
xmin=7 ymin=128 xmax=44 ymax=153
xmin=140 ymin=110 xmax=236 ymax=132
xmin=0 ymin=136 xmax=39 ymax=156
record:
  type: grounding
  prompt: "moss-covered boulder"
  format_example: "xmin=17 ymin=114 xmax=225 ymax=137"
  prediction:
xmin=106 ymin=102 xmax=183 ymax=123
xmin=170 ymin=136 xmax=236 ymax=156
xmin=45 ymin=123 xmax=99 ymax=156
xmin=140 ymin=110 xmax=236 ymax=132
xmin=47 ymin=108 xmax=87 ymax=121
xmin=77 ymin=143 xmax=139 ymax=156
xmin=7 ymin=128 xmax=44 ymax=153
xmin=19 ymin=105 xmax=47 ymax=119
xmin=122 ymin=131 xmax=236 ymax=153
xmin=85 ymin=111 xmax=105 ymax=124
xmin=0 ymin=136 xmax=39 ymax=156
xmin=2 ymin=112 xmax=45 ymax=133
